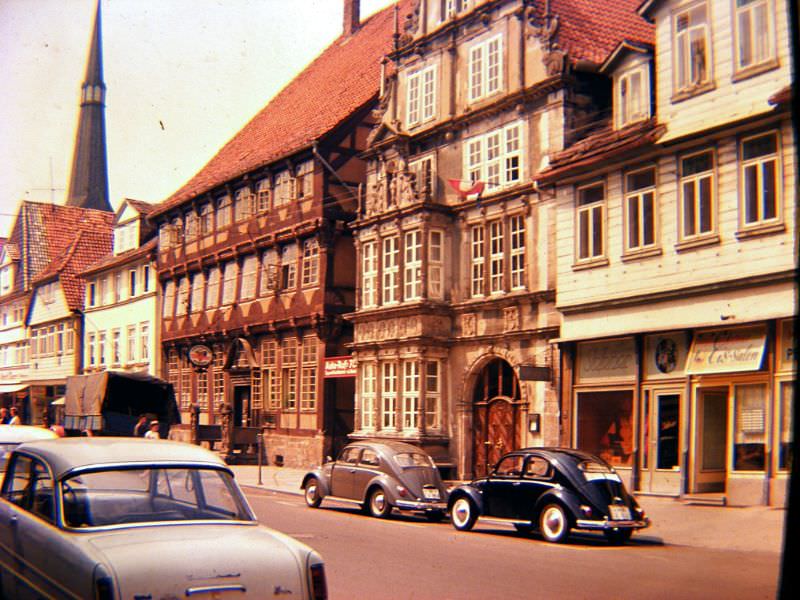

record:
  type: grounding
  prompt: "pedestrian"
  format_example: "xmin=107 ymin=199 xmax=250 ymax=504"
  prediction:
xmin=144 ymin=420 xmax=160 ymax=440
xmin=0 ymin=407 xmax=9 ymax=424
xmin=133 ymin=414 xmax=148 ymax=437
xmin=8 ymin=407 xmax=21 ymax=426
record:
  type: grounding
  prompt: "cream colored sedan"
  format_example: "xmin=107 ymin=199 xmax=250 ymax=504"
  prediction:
xmin=0 ymin=437 xmax=327 ymax=599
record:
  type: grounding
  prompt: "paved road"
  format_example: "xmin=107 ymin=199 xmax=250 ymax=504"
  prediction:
xmin=245 ymin=488 xmax=781 ymax=600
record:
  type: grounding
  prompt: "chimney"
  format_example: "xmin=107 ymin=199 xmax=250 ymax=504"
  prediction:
xmin=343 ymin=0 xmax=360 ymax=36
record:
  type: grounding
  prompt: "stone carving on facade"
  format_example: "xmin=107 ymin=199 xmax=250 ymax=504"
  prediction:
xmin=503 ymin=306 xmax=520 ymax=333
xmin=527 ymin=10 xmax=559 ymax=50
xmin=462 ymin=313 xmax=477 ymax=337
xmin=544 ymin=43 xmax=568 ymax=76
xmin=404 ymin=1 xmax=422 ymax=36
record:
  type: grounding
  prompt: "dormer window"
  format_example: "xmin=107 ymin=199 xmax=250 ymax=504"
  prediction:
xmin=673 ymin=2 xmax=712 ymax=96
xmin=616 ymin=65 xmax=650 ymax=128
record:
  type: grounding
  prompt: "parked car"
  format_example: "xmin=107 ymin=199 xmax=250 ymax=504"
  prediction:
xmin=447 ymin=447 xmax=650 ymax=544
xmin=0 ymin=425 xmax=58 ymax=471
xmin=0 ymin=437 xmax=327 ymax=599
xmin=302 ymin=441 xmax=448 ymax=520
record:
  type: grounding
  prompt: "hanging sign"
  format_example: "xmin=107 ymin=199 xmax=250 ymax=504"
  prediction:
xmin=188 ymin=344 xmax=213 ymax=368
xmin=324 ymin=356 xmax=357 ymax=378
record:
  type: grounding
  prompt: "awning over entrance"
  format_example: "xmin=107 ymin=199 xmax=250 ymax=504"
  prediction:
xmin=0 ymin=383 xmax=28 ymax=394
xmin=685 ymin=326 xmax=767 ymax=375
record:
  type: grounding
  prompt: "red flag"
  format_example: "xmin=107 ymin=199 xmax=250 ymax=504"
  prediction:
xmin=448 ymin=179 xmax=485 ymax=199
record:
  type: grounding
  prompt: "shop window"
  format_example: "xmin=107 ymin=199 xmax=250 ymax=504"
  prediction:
xmin=778 ymin=381 xmax=794 ymax=471
xmin=576 ymin=390 xmax=634 ymax=467
xmin=733 ymin=383 xmax=766 ymax=471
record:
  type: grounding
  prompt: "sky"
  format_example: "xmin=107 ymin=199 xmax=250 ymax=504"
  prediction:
xmin=0 ymin=0 xmax=395 ymax=235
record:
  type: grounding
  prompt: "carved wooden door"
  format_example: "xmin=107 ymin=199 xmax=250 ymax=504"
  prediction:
xmin=473 ymin=398 xmax=518 ymax=477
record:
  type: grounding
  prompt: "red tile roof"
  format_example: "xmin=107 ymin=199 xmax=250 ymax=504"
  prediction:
xmin=124 ymin=198 xmax=156 ymax=217
xmin=543 ymin=0 xmax=654 ymax=66
xmin=150 ymin=1 xmax=412 ymax=219
xmin=537 ymin=118 xmax=666 ymax=183
xmin=79 ymin=237 xmax=157 ymax=276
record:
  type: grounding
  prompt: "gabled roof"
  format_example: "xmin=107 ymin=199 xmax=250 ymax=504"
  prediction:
xmin=538 ymin=0 xmax=654 ymax=67
xmin=4 ymin=201 xmax=113 ymax=298
xmin=125 ymin=198 xmax=156 ymax=216
xmin=150 ymin=1 xmax=412 ymax=219
xmin=33 ymin=226 xmax=113 ymax=311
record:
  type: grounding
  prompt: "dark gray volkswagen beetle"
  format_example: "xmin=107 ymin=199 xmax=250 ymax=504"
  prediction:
xmin=447 ymin=447 xmax=650 ymax=544
xmin=302 ymin=441 xmax=448 ymax=520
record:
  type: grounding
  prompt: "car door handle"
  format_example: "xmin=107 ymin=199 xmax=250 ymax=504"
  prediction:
xmin=513 ymin=482 xmax=521 ymax=486
xmin=9 ymin=514 xmax=18 ymax=528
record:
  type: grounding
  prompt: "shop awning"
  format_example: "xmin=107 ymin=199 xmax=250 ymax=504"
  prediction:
xmin=51 ymin=397 xmax=66 ymax=406
xmin=0 ymin=383 xmax=28 ymax=394
xmin=685 ymin=327 xmax=767 ymax=375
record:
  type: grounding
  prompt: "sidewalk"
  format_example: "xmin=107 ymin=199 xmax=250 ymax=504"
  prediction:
xmin=230 ymin=464 xmax=787 ymax=555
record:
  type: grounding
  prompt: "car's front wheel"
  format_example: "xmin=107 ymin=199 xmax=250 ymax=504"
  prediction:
xmin=539 ymin=503 xmax=571 ymax=543
xmin=303 ymin=477 xmax=322 ymax=508
xmin=450 ymin=497 xmax=477 ymax=531
xmin=368 ymin=487 xmax=392 ymax=518
xmin=604 ymin=528 xmax=633 ymax=545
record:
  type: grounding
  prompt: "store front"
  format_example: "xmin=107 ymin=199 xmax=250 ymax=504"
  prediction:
xmin=566 ymin=319 xmax=794 ymax=506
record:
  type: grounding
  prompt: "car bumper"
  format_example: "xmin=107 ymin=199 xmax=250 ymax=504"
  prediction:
xmin=395 ymin=499 xmax=448 ymax=512
xmin=575 ymin=517 xmax=650 ymax=531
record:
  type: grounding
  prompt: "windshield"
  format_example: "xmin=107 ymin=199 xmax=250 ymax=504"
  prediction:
xmin=394 ymin=452 xmax=434 ymax=468
xmin=61 ymin=467 xmax=253 ymax=528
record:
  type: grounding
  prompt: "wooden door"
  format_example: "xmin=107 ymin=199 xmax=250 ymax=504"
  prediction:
xmin=473 ymin=398 xmax=518 ymax=477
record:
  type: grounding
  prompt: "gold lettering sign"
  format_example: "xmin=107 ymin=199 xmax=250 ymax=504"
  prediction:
xmin=685 ymin=326 xmax=767 ymax=375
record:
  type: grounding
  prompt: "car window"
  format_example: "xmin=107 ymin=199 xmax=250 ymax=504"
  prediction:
xmin=524 ymin=456 xmax=550 ymax=479
xmin=61 ymin=467 xmax=252 ymax=528
xmin=394 ymin=452 xmax=432 ymax=468
xmin=0 ymin=443 xmax=19 ymax=472
xmin=3 ymin=454 xmax=33 ymax=507
xmin=493 ymin=455 xmax=524 ymax=477
xmin=340 ymin=447 xmax=362 ymax=464
xmin=360 ymin=449 xmax=379 ymax=467
xmin=30 ymin=460 xmax=55 ymax=523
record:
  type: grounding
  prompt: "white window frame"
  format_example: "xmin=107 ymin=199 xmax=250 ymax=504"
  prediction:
xmin=463 ymin=122 xmax=523 ymax=193
xmin=428 ymin=230 xmax=444 ymax=300
xmin=206 ymin=267 xmax=221 ymax=309
xmin=162 ymin=280 xmax=175 ymax=318
xmin=576 ymin=182 xmax=606 ymax=262
xmin=240 ymin=255 xmax=258 ymax=300
xmin=617 ymin=65 xmax=650 ymax=128
xmin=468 ymin=34 xmax=503 ymax=103
xmin=234 ymin=188 xmax=253 ymax=222
xmin=406 ymin=64 xmax=438 ymax=127
xmin=402 ymin=360 xmax=420 ymax=431
xmin=301 ymin=239 xmax=319 ymax=287
xmin=679 ymin=149 xmax=716 ymax=241
xmin=140 ymin=322 xmax=149 ymax=362
xmin=221 ymin=261 xmax=239 ymax=306
xmin=361 ymin=363 xmax=377 ymax=430
xmin=624 ymin=167 xmax=658 ymax=253
xmin=509 ymin=215 xmax=525 ymax=290
xmin=404 ymin=230 xmax=422 ymax=301
xmin=673 ymin=2 xmax=711 ymax=94
xmin=175 ymin=277 xmax=188 ymax=317
xmin=489 ymin=220 xmax=504 ymax=294
xmin=471 ymin=224 xmax=485 ymax=297
xmin=381 ymin=362 xmax=397 ymax=430
xmin=382 ymin=236 xmax=400 ymax=305
xmin=190 ymin=271 xmax=204 ymax=313
xmin=362 ymin=241 xmax=378 ymax=308
xmin=216 ymin=195 xmax=231 ymax=229
xmin=127 ymin=325 xmax=136 ymax=363
xmin=739 ymin=131 xmax=781 ymax=229
xmin=734 ymin=0 xmax=775 ymax=73
xmin=425 ymin=360 xmax=441 ymax=430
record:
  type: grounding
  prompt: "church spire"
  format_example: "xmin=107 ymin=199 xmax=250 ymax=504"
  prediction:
xmin=66 ymin=0 xmax=112 ymax=212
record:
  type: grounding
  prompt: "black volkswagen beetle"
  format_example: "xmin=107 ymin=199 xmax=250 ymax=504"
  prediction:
xmin=447 ymin=448 xmax=649 ymax=544
xmin=302 ymin=441 xmax=448 ymax=520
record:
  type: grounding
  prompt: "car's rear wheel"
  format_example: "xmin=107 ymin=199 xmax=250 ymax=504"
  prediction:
xmin=604 ymin=528 xmax=633 ymax=545
xmin=450 ymin=497 xmax=477 ymax=531
xmin=539 ymin=503 xmax=571 ymax=543
xmin=303 ymin=477 xmax=322 ymax=508
xmin=368 ymin=487 xmax=392 ymax=518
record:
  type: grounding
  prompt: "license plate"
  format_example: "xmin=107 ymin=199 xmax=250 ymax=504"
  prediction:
xmin=422 ymin=488 xmax=440 ymax=500
xmin=609 ymin=505 xmax=631 ymax=521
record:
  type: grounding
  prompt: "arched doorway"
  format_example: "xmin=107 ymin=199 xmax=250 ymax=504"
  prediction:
xmin=472 ymin=358 xmax=522 ymax=477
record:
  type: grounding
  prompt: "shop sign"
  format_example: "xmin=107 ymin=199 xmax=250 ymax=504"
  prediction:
xmin=324 ymin=356 xmax=356 ymax=378
xmin=188 ymin=344 xmax=213 ymax=368
xmin=685 ymin=326 xmax=766 ymax=375
xmin=644 ymin=332 xmax=689 ymax=380
xmin=778 ymin=319 xmax=796 ymax=373
xmin=576 ymin=338 xmax=636 ymax=383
